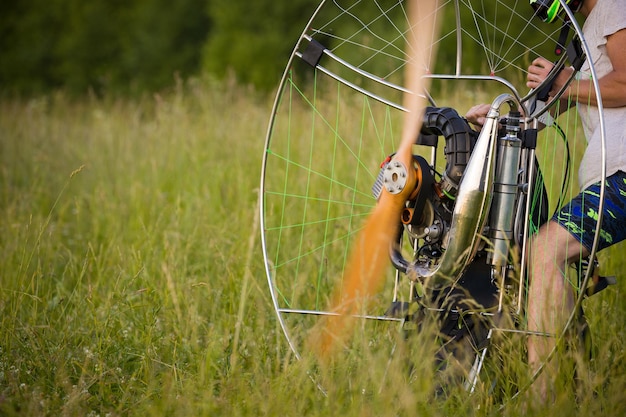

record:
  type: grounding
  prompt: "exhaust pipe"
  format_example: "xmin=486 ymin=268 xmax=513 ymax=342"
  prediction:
xmin=408 ymin=94 xmax=517 ymax=288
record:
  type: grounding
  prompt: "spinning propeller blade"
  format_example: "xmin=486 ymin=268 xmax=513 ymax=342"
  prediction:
xmin=312 ymin=0 xmax=439 ymax=357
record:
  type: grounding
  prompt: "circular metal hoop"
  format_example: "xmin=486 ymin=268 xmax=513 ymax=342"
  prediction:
xmin=260 ymin=0 xmax=606 ymax=398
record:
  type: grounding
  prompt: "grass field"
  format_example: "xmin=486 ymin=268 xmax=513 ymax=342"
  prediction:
xmin=1 ymin=78 xmax=625 ymax=416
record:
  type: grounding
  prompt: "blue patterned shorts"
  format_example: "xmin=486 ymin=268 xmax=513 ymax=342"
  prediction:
xmin=553 ymin=170 xmax=626 ymax=252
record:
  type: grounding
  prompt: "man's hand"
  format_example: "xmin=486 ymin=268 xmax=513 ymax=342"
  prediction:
xmin=465 ymin=103 xmax=491 ymax=129
xmin=527 ymin=57 xmax=574 ymax=98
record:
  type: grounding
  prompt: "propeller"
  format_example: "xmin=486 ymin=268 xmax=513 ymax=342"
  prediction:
xmin=310 ymin=0 xmax=439 ymax=358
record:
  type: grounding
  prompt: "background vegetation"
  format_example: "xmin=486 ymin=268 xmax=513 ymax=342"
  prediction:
xmin=0 ymin=0 xmax=317 ymax=95
xmin=0 ymin=0 xmax=561 ymax=95
xmin=1 ymin=77 xmax=625 ymax=417
xmin=1 ymin=1 xmax=626 ymax=416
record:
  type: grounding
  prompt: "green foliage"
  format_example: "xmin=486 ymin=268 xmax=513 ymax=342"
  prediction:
xmin=119 ymin=0 xmax=212 ymax=92
xmin=0 ymin=0 xmax=320 ymax=95
xmin=0 ymin=0 xmax=65 ymax=92
xmin=0 ymin=79 xmax=267 ymax=415
xmin=202 ymin=0 xmax=318 ymax=90
xmin=0 ymin=0 xmax=585 ymax=95
xmin=0 ymin=0 xmax=210 ymax=95
xmin=1 ymin=80 xmax=625 ymax=416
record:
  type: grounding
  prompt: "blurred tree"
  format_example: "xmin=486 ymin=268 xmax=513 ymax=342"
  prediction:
xmin=120 ymin=0 xmax=211 ymax=92
xmin=0 ymin=0 xmax=210 ymax=95
xmin=0 ymin=0 xmax=67 ymax=93
xmin=0 ymin=0 xmax=573 ymax=95
xmin=202 ymin=0 xmax=318 ymax=91
xmin=54 ymin=0 xmax=129 ymax=92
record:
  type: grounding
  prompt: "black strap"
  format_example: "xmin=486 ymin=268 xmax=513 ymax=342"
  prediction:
xmin=567 ymin=37 xmax=586 ymax=71
xmin=555 ymin=21 xmax=571 ymax=56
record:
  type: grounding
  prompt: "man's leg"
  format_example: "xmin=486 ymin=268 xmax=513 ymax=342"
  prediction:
xmin=527 ymin=220 xmax=589 ymax=402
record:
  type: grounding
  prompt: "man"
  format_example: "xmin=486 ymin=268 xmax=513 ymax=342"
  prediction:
xmin=467 ymin=0 xmax=626 ymax=403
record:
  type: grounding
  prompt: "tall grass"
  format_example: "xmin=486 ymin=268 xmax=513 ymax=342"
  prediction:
xmin=1 ymin=78 xmax=625 ymax=416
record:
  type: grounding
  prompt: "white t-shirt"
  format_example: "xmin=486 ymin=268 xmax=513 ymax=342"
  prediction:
xmin=577 ymin=0 xmax=626 ymax=190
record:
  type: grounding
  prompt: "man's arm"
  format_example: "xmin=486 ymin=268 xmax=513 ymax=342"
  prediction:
xmin=528 ymin=28 xmax=626 ymax=108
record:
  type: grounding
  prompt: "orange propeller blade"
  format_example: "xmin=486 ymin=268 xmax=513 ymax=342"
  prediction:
xmin=312 ymin=0 xmax=439 ymax=358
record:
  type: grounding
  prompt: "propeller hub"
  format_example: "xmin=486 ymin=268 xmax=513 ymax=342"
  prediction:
xmin=382 ymin=160 xmax=409 ymax=194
